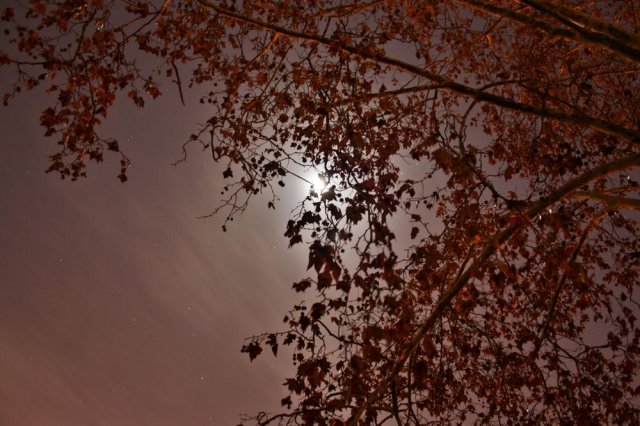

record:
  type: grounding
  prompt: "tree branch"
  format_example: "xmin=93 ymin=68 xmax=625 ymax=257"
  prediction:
xmin=196 ymin=0 xmax=640 ymax=144
xmin=347 ymin=153 xmax=640 ymax=424
xmin=533 ymin=209 xmax=608 ymax=355
xmin=465 ymin=0 xmax=640 ymax=65
xmin=171 ymin=61 xmax=186 ymax=106
xmin=519 ymin=0 xmax=640 ymax=54
xmin=569 ymin=191 xmax=640 ymax=211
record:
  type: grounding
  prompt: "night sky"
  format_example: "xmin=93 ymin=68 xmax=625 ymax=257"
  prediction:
xmin=0 ymin=74 xmax=308 ymax=425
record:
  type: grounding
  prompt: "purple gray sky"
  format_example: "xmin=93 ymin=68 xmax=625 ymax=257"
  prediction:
xmin=0 ymin=76 xmax=309 ymax=425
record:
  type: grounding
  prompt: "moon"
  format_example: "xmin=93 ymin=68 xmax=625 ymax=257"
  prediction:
xmin=310 ymin=172 xmax=327 ymax=193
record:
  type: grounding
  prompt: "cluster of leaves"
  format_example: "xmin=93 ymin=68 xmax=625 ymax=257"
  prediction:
xmin=3 ymin=0 xmax=640 ymax=424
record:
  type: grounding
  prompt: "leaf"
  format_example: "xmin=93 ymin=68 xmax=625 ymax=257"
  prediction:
xmin=292 ymin=279 xmax=311 ymax=292
xmin=411 ymin=227 xmax=419 ymax=239
xmin=281 ymin=396 xmax=292 ymax=409
xmin=241 ymin=341 xmax=263 ymax=362
xmin=267 ymin=334 xmax=278 ymax=357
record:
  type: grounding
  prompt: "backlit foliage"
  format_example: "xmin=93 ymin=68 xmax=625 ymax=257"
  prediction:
xmin=2 ymin=1 xmax=640 ymax=424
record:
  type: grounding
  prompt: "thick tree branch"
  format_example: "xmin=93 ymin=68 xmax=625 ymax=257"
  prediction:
xmin=519 ymin=0 xmax=640 ymax=54
xmin=465 ymin=0 xmax=640 ymax=65
xmin=347 ymin=153 xmax=640 ymax=424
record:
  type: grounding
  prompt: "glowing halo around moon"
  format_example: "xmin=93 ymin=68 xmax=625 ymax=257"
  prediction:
xmin=310 ymin=172 xmax=327 ymax=193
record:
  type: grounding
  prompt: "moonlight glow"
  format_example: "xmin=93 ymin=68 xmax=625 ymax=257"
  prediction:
xmin=311 ymin=172 xmax=327 ymax=192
